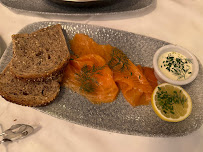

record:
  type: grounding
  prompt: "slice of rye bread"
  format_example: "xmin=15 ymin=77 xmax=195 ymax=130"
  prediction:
xmin=10 ymin=24 xmax=70 ymax=79
xmin=0 ymin=65 xmax=62 ymax=107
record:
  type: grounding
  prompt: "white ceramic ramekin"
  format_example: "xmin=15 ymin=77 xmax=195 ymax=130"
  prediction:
xmin=153 ymin=44 xmax=199 ymax=85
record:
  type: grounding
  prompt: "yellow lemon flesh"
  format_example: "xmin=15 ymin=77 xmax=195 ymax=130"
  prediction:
xmin=151 ymin=83 xmax=192 ymax=122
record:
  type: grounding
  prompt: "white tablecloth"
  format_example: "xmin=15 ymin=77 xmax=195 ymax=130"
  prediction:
xmin=0 ymin=1 xmax=203 ymax=152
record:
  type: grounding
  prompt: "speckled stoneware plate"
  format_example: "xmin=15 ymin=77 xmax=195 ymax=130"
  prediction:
xmin=0 ymin=0 xmax=155 ymax=16
xmin=0 ymin=21 xmax=203 ymax=137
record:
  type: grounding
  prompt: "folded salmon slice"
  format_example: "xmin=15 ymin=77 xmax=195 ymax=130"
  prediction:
xmin=112 ymin=60 xmax=153 ymax=107
xmin=137 ymin=65 xmax=158 ymax=90
xmin=70 ymin=33 xmax=113 ymax=63
xmin=63 ymin=54 xmax=119 ymax=104
xmin=70 ymin=33 xmax=157 ymax=107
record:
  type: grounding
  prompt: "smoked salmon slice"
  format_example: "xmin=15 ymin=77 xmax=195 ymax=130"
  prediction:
xmin=137 ymin=65 xmax=158 ymax=90
xmin=70 ymin=33 xmax=113 ymax=63
xmin=112 ymin=58 xmax=153 ymax=107
xmin=62 ymin=54 xmax=119 ymax=104
xmin=69 ymin=33 xmax=156 ymax=107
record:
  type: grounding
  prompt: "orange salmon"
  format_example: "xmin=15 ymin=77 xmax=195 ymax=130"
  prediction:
xmin=137 ymin=65 xmax=158 ymax=90
xmin=112 ymin=59 xmax=153 ymax=107
xmin=69 ymin=33 xmax=156 ymax=107
xmin=63 ymin=54 xmax=119 ymax=104
xmin=70 ymin=33 xmax=113 ymax=63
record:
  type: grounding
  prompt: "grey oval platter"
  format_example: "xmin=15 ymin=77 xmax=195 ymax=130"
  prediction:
xmin=0 ymin=0 xmax=155 ymax=16
xmin=0 ymin=21 xmax=202 ymax=137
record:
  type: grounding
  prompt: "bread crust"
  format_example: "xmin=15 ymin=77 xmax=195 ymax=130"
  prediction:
xmin=10 ymin=24 xmax=70 ymax=79
xmin=0 ymin=65 xmax=60 ymax=107
xmin=0 ymin=24 xmax=70 ymax=107
xmin=0 ymin=89 xmax=60 ymax=107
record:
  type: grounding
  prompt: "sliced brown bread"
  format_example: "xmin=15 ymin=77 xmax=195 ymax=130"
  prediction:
xmin=10 ymin=24 xmax=70 ymax=79
xmin=0 ymin=65 xmax=61 ymax=107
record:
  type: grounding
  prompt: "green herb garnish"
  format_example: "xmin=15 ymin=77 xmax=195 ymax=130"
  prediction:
xmin=163 ymin=53 xmax=192 ymax=80
xmin=75 ymin=64 xmax=105 ymax=93
xmin=157 ymin=87 xmax=187 ymax=114
xmin=108 ymin=48 xmax=130 ymax=72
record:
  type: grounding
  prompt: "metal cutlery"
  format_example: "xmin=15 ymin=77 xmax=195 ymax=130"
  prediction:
xmin=0 ymin=124 xmax=34 ymax=144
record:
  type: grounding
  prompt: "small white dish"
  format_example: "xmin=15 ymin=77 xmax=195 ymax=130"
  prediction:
xmin=153 ymin=44 xmax=199 ymax=85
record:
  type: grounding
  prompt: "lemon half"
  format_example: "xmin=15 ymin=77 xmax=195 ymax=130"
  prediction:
xmin=151 ymin=83 xmax=192 ymax=122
